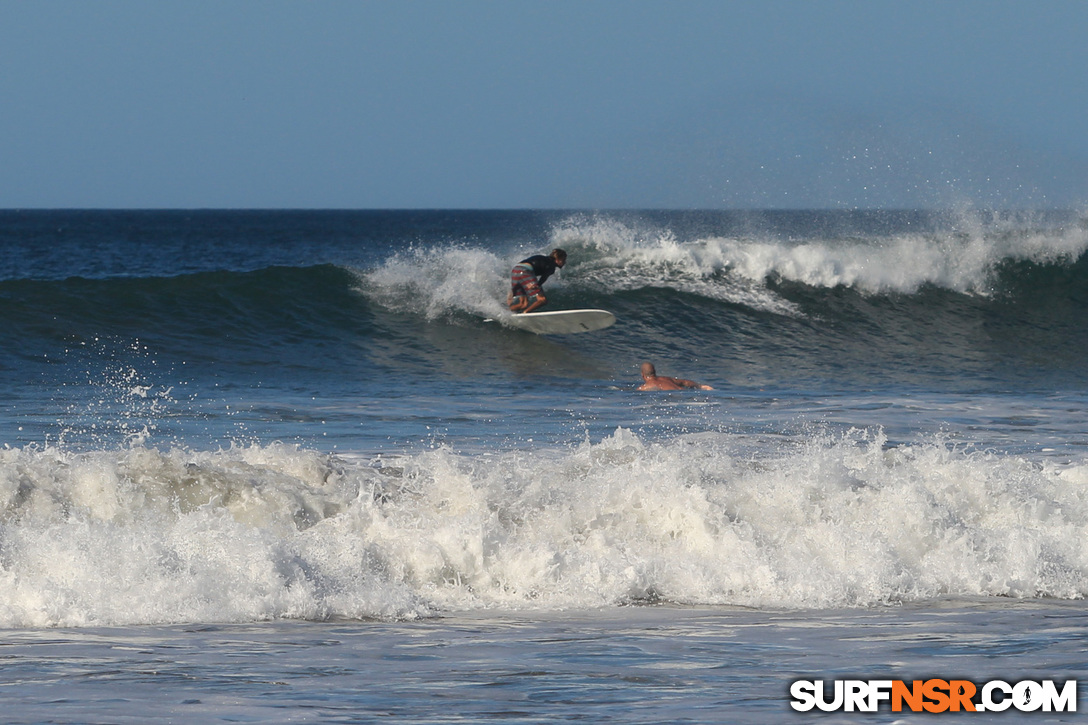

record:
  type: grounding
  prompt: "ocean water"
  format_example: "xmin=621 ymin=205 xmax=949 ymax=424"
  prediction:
xmin=1 ymin=209 xmax=1086 ymax=722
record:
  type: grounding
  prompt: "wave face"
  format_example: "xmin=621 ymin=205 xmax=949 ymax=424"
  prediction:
xmin=2 ymin=209 xmax=1088 ymax=626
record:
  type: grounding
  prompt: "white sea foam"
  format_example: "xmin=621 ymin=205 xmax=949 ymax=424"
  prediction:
xmin=552 ymin=213 xmax=1088 ymax=297
xmin=550 ymin=216 xmax=803 ymax=314
xmin=708 ymin=226 xmax=1087 ymax=294
xmin=1 ymin=428 xmax=1085 ymax=628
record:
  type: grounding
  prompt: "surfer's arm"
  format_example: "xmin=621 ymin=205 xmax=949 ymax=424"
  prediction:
xmin=521 ymin=293 xmax=547 ymax=313
xmin=674 ymin=377 xmax=713 ymax=390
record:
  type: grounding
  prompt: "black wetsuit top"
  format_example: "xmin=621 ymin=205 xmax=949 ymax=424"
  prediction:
xmin=520 ymin=255 xmax=560 ymax=286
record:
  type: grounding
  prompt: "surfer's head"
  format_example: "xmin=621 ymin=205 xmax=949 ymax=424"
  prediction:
xmin=640 ymin=362 xmax=656 ymax=379
xmin=551 ymin=248 xmax=567 ymax=267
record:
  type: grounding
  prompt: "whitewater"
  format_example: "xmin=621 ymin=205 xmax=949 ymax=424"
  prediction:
xmin=3 ymin=427 xmax=1088 ymax=630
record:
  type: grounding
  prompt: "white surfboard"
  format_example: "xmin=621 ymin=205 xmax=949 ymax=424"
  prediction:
xmin=502 ymin=309 xmax=616 ymax=335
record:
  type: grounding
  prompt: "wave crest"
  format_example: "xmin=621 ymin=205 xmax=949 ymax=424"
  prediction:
xmin=549 ymin=211 xmax=1088 ymax=297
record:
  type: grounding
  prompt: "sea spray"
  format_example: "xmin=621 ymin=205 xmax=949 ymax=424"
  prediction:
xmin=360 ymin=245 xmax=513 ymax=321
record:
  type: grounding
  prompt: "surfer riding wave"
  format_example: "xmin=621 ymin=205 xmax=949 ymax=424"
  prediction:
xmin=508 ymin=248 xmax=566 ymax=313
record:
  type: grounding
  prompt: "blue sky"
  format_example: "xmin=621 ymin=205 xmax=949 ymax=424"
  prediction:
xmin=2 ymin=1 xmax=1086 ymax=209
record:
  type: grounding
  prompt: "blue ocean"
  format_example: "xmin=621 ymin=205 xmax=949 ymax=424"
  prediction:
xmin=1 ymin=209 xmax=1086 ymax=722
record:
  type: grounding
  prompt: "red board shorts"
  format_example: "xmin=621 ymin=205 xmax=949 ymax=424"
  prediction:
xmin=510 ymin=262 xmax=541 ymax=299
